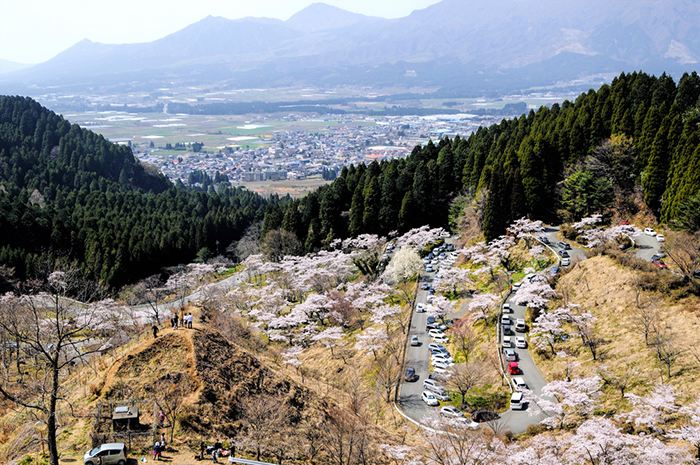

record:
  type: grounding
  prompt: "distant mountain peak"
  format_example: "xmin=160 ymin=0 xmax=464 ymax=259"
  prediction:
xmin=286 ymin=2 xmax=384 ymax=32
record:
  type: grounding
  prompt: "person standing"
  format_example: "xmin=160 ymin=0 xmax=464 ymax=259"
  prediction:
xmin=154 ymin=442 xmax=161 ymax=461
xmin=152 ymin=324 xmax=158 ymax=338
xmin=188 ymin=312 xmax=193 ymax=329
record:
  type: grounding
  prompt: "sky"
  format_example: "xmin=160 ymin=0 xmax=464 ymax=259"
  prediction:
xmin=0 ymin=0 xmax=441 ymax=64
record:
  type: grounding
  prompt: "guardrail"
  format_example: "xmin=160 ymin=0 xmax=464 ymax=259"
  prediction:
xmin=228 ymin=458 xmax=276 ymax=465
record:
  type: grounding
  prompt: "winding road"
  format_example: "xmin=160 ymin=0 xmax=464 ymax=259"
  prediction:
xmin=397 ymin=225 xmax=661 ymax=433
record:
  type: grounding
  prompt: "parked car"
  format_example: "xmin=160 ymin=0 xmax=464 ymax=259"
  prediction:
xmin=515 ymin=319 xmax=526 ymax=332
xmin=502 ymin=303 xmax=512 ymax=313
xmin=432 ymin=335 xmax=449 ymax=344
xmin=512 ymin=377 xmax=529 ymax=391
xmin=559 ymin=250 xmax=570 ymax=258
xmin=421 ymin=390 xmax=440 ymax=406
xmin=428 ymin=329 xmax=445 ymax=338
xmin=440 ymin=405 xmax=465 ymax=418
xmin=433 ymin=360 xmax=453 ymax=370
xmin=508 ymin=361 xmax=519 ymax=375
xmin=653 ymin=260 xmax=668 ymax=269
xmin=561 ymin=257 xmax=571 ymax=266
xmin=432 ymin=353 xmax=454 ymax=364
xmin=410 ymin=335 xmax=420 ymax=346
xmin=504 ymin=349 xmax=517 ymax=361
xmin=501 ymin=315 xmax=511 ymax=326
xmin=510 ymin=392 xmax=526 ymax=410
xmin=84 ymin=443 xmax=127 ymax=465
xmin=539 ymin=236 xmax=550 ymax=244
xmin=515 ymin=337 xmax=527 ymax=348
xmin=428 ymin=343 xmax=446 ymax=352
xmin=430 ymin=347 xmax=448 ymax=355
xmin=512 ymin=281 xmax=522 ymax=291
xmin=549 ymin=266 xmax=560 ymax=276
xmin=644 ymin=228 xmax=657 ymax=236
xmin=416 ymin=303 xmax=426 ymax=313
xmin=472 ymin=410 xmax=500 ymax=422
xmin=503 ymin=325 xmax=513 ymax=335
xmin=404 ymin=368 xmax=418 ymax=382
xmin=433 ymin=390 xmax=451 ymax=401
xmin=423 ymin=379 xmax=442 ymax=392
xmin=421 ymin=282 xmax=429 ymax=290
xmin=502 ymin=336 xmax=512 ymax=348
xmin=558 ymin=241 xmax=571 ymax=249
xmin=426 ymin=265 xmax=434 ymax=272
xmin=656 ymin=234 xmax=665 ymax=242
xmin=650 ymin=254 xmax=660 ymax=262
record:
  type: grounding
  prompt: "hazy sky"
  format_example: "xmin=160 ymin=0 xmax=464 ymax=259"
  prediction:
xmin=0 ymin=0 xmax=441 ymax=64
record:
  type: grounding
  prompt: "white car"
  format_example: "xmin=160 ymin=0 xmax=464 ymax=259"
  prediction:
xmin=440 ymin=405 xmax=465 ymax=418
xmin=432 ymin=353 xmax=455 ymax=364
xmin=423 ymin=379 xmax=443 ymax=392
xmin=512 ymin=377 xmax=529 ymax=392
xmin=515 ymin=319 xmax=526 ymax=332
xmin=502 ymin=336 xmax=512 ymax=348
xmin=432 ymin=335 xmax=449 ymax=344
xmin=502 ymin=303 xmax=512 ymax=313
xmin=432 ymin=360 xmax=454 ymax=370
xmin=515 ymin=337 xmax=527 ymax=348
xmin=501 ymin=315 xmax=511 ymax=326
xmin=644 ymin=228 xmax=657 ymax=236
xmin=416 ymin=303 xmax=426 ymax=313
xmin=510 ymin=392 xmax=526 ymax=410
xmin=428 ymin=329 xmax=445 ymax=338
xmin=561 ymin=258 xmax=570 ymax=266
xmin=512 ymin=282 xmax=522 ymax=290
xmin=422 ymin=390 xmax=440 ymax=406
xmin=656 ymin=234 xmax=665 ymax=242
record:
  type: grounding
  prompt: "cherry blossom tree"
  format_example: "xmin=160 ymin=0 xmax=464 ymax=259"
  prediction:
xmin=620 ymin=384 xmax=678 ymax=432
xmin=451 ymin=319 xmax=480 ymax=362
xmin=311 ymin=326 xmax=344 ymax=355
xmin=426 ymin=296 xmax=455 ymax=323
xmin=282 ymin=345 xmax=303 ymax=370
xmin=467 ymin=293 xmax=500 ymax=322
xmin=668 ymin=394 xmax=700 ymax=460
xmin=420 ymin=416 xmax=507 ymax=465
xmin=382 ymin=248 xmax=423 ymax=285
xmin=527 ymin=376 xmax=603 ymax=429
xmin=369 ymin=304 xmax=402 ymax=332
xmin=514 ymin=280 xmax=557 ymax=311
xmin=433 ymin=267 xmax=473 ymax=297
xmin=395 ymin=226 xmax=444 ymax=250
xmin=380 ymin=444 xmax=423 ymax=465
xmin=355 ymin=327 xmax=388 ymax=359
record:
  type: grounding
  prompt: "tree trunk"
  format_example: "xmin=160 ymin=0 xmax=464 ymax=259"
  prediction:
xmin=48 ymin=363 xmax=60 ymax=465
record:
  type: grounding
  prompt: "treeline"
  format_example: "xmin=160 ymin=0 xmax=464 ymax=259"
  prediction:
xmin=0 ymin=96 xmax=268 ymax=289
xmin=262 ymin=71 xmax=700 ymax=246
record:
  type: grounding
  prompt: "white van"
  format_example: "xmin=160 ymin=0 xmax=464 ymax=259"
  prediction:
xmin=510 ymin=392 xmax=526 ymax=410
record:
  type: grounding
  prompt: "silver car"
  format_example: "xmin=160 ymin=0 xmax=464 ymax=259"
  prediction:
xmin=84 ymin=443 xmax=127 ymax=465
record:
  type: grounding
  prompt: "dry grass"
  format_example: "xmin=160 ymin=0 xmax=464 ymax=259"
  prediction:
xmin=533 ymin=255 xmax=700 ymax=409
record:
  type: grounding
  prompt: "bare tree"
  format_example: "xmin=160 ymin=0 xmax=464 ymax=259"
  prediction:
xmin=375 ymin=354 xmax=401 ymax=403
xmin=261 ymin=229 xmax=302 ymax=262
xmin=596 ymin=365 xmax=639 ymax=398
xmin=446 ymin=361 xmax=487 ymax=408
xmin=0 ymin=269 xmax=108 ymax=465
xmin=238 ymin=395 xmax=293 ymax=462
xmin=155 ymin=373 xmax=195 ymax=443
xmin=630 ymin=291 xmax=660 ymax=346
xmin=451 ymin=320 xmax=479 ymax=363
xmin=319 ymin=406 xmax=378 ymax=465
xmin=663 ymin=231 xmax=700 ymax=278
xmin=132 ymin=275 xmax=166 ymax=324
xmin=650 ymin=324 xmax=683 ymax=380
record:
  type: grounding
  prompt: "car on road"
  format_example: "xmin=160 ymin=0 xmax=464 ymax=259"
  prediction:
xmin=433 ymin=360 xmax=454 ymax=370
xmin=472 ymin=410 xmax=500 ymax=423
xmin=426 ymin=265 xmax=434 ymax=272
xmin=423 ymin=257 xmax=430 ymax=264
xmin=410 ymin=335 xmax=420 ymax=346
xmin=510 ymin=392 xmax=526 ymax=410
xmin=502 ymin=303 xmax=512 ymax=313
xmin=433 ymin=390 xmax=451 ymax=401
xmin=503 ymin=325 xmax=513 ymax=335
xmin=515 ymin=319 xmax=526 ymax=332
xmin=653 ymin=260 xmax=668 ymax=269
xmin=644 ymin=228 xmax=657 ymax=236
xmin=515 ymin=337 xmax=527 ymax=348
xmin=432 ymin=353 xmax=454 ymax=364
xmin=421 ymin=390 xmax=440 ymax=406
xmin=656 ymin=234 xmax=665 ymax=242
xmin=404 ymin=368 xmax=418 ymax=382
xmin=558 ymin=241 xmax=571 ymax=250
xmin=501 ymin=315 xmax=511 ymax=326
xmin=561 ymin=257 xmax=570 ymax=266
xmin=440 ymin=405 xmax=465 ymax=418
xmin=512 ymin=377 xmax=529 ymax=391
xmin=432 ymin=335 xmax=449 ymax=344
xmin=423 ymin=379 xmax=443 ymax=392
xmin=416 ymin=303 xmax=426 ymax=313
xmin=650 ymin=254 xmax=660 ymax=262
xmin=421 ymin=282 xmax=429 ymax=290
xmin=508 ymin=361 xmax=519 ymax=375
xmin=504 ymin=349 xmax=517 ymax=361
xmin=84 ymin=443 xmax=127 ymax=465
xmin=539 ymin=236 xmax=550 ymax=244
xmin=549 ymin=266 xmax=560 ymax=276
xmin=559 ymin=250 xmax=570 ymax=258
xmin=502 ymin=336 xmax=512 ymax=348
xmin=512 ymin=281 xmax=522 ymax=291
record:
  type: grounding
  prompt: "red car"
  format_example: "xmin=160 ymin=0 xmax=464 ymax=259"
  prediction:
xmin=653 ymin=260 xmax=667 ymax=269
xmin=508 ymin=362 xmax=519 ymax=375
xmin=621 ymin=221 xmax=630 ymax=225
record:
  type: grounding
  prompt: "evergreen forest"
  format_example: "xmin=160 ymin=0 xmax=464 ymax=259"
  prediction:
xmin=0 ymin=96 xmax=268 ymax=289
xmin=262 ymin=71 xmax=700 ymax=248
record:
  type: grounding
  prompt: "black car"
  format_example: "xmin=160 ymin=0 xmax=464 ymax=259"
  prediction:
xmin=559 ymin=250 xmax=570 ymax=258
xmin=558 ymin=241 xmax=571 ymax=250
xmin=404 ymin=368 xmax=418 ymax=382
xmin=503 ymin=324 xmax=513 ymax=335
xmin=472 ymin=410 xmax=500 ymax=422
xmin=539 ymin=236 xmax=550 ymax=244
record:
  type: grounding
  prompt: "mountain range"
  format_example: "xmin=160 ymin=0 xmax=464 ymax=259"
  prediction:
xmin=1 ymin=0 xmax=699 ymax=95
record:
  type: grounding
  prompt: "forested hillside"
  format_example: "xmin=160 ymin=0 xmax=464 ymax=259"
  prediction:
xmin=0 ymin=96 xmax=268 ymax=288
xmin=263 ymin=71 xmax=700 ymax=247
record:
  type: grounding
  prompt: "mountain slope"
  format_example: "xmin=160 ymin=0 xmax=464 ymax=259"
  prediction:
xmin=1 ymin=0 xmax=699 ymax=93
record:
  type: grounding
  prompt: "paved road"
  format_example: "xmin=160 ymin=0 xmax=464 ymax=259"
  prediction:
xmin=397 ymin=225 xmax=660 ymax=433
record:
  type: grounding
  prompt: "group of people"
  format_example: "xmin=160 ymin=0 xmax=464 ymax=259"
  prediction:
xmin=153 ymin=436 xmax=166 ymax=460
xmin=171 ymin=311 xmax=193 ymax=330
xmin=200 ymin=440 xmax=232 ymax=463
